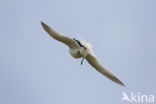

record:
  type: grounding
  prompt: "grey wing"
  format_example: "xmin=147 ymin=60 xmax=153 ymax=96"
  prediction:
xmin=86 ymin=53 xmax=125 ymax=87
xmin=41 ymin=21 xmax=79 ymax=49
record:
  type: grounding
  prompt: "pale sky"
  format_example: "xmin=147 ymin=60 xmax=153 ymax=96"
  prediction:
xmin=0 ymin=0 xmax=156 ymax=104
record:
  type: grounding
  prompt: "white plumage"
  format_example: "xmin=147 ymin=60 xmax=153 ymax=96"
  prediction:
xmin=41 ymin=21 xmax=125 ymax=87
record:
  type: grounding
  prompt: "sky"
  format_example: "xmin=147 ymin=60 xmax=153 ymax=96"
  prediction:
xmin=0 ymin=0 xmax=156 ymax=104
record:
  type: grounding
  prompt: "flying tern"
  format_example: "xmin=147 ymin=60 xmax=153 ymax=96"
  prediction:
xmin=41 ymin=21 xmax=125 ymax=87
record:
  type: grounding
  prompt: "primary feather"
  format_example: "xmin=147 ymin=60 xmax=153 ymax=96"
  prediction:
xmin=86 ymin=53 xmax=125 ymax=87
xmin=41 ymin=21 xmax=79 ymax=49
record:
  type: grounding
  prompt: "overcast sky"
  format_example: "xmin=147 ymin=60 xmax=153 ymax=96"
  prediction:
xmin=0 ymin=0 xmax=156 ymax=104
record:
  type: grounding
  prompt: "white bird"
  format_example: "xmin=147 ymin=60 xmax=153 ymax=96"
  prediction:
xmin=41 ymin=21 xmax=125 ymax=87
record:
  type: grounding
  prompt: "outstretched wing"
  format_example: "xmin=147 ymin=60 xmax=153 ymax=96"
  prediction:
xmin=86 ymin=53 xmax=125 ymax=87
xmin=41 ymin=21 xmax=79 ymax=49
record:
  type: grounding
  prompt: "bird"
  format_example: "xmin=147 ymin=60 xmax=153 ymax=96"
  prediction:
xmin=41 ymin=21 xmax=125 ymax=87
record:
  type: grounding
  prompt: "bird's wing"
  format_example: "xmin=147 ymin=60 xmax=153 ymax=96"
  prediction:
xmin=41 ymin=21 xmax=79 ymax=49
xmin=86 ymin=53 xmax=125 ymax=87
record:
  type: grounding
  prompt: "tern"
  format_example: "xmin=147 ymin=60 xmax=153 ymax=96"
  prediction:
xmin=41 ymin=21 xmax=125 ymax=87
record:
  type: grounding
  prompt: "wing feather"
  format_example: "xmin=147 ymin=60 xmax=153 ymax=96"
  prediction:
xmin=41 ymin=21 xmax=79 ymax=48
xmin=86 ymin=53 xmax=125 ymax=87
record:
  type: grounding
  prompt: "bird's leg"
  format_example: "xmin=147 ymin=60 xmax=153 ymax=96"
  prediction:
xmin=81 ymin=57 xmax=85 ymax=65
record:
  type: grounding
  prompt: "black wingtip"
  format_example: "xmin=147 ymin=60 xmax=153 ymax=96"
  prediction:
xmin=40 ymin=21 xmax=50 ymax=31
xmin=115 ymin=77 xmax=126 ymax=87
xmin=119 ymin=81 xmax=126 ymax=87
xmin=121 ymin=83 xmax=126 ymax=87
xmin=41 ymin=21 xmax=46 ymax=27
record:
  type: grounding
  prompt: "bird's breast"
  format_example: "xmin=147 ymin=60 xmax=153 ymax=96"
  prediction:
xmin=69 ymin=48 xmax=83 ymax=58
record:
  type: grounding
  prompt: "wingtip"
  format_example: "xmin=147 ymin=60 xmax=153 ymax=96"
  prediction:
xmin=121 ymin=83 xmax=126 ymax=87
xmin=41 ymin=21 xmax=46 ymax=26
xmin=118 ymin=81 xmax=126 ymax=87
xmin=115 ymin=78 xmax=126 ymax=87
xmin=40 ymin=21 xmax=50 ymax=31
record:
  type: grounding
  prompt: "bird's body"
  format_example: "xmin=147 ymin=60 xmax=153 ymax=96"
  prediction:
xmin=41 ymin=21 xmax=125 ymax=87
xmin=69 ymin=48 xmax=83 ymax=58
xmin=69 ymin=39 xmax=91 ymax=58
